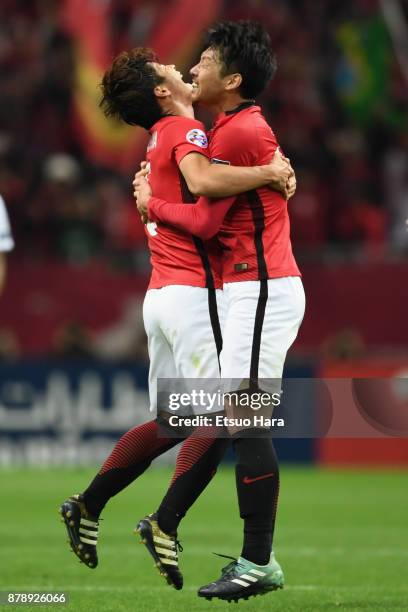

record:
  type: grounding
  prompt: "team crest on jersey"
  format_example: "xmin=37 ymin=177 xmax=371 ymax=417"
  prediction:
xmin=186 ymin=128 xmax=208 ymax=148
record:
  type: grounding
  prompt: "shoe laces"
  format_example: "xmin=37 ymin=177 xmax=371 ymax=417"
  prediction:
xmin=165 ymin=530 xmax=183 ymax=554
xmin=74 ymin=494 xmax=101 ymax=525
xmin=150 ymin=512 xmax=182 ymax=553
xmin=213 ymin=553 xmax=245 ymax=578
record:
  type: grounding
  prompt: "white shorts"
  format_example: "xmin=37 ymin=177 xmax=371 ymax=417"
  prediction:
xmin=220 ymin=277 xmax=305 ymax=391
xmin=143 ymin=285 xmax=225 ymax=411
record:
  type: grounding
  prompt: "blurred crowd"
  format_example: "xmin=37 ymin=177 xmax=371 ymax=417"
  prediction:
xmin=0 ymin=0 xmax=407 ymax=271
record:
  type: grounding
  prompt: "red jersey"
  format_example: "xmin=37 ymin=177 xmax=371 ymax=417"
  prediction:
xmin=209 ymin=103 xmax=300 ymax=282
xmin=148 ymin=103 xmax=300 ymax=283
xmin=145 ymin=116 xmax=222 ymax=289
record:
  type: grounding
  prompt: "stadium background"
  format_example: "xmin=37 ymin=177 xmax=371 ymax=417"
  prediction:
xmin=0 ymin=1 xmax=407 ymax=610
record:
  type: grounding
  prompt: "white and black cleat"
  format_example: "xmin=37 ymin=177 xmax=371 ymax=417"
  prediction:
xmin=134 ymin=513 xmax=183 ymax=590
xmin=59 ymin=494 xmax=99 ymax=568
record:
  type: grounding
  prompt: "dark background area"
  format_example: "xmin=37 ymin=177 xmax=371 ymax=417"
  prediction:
xmin=0 ymin=0 xmax=407 ymax=365
xmin=0 ymin=0 xmax=407 ymax=467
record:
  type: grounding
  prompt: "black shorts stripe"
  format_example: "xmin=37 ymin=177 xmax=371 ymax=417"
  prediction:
xmin=249 ymin=279 xmax=268 ymax=389
xmin=178 ymin=170 xmax=222 ymax=367
xmin=208 ymin=288 xmax=223 ymax=369
xmin=247 ymin=190 xmax=268 ymax=387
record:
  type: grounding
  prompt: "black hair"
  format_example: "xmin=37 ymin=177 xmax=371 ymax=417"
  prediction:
xmin=100 ymin=48 xmax=164 ymax=130
xmin=205 ymin=20 xmax=277 ymax=98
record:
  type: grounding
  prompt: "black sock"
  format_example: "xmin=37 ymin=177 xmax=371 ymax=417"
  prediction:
xmin=234 ymin=433 xmax=280 ymax=565
xmin=82 ymin=420 xmax=180 ymax=517
xmin=157 ymin=428 xmax=230 ymax=534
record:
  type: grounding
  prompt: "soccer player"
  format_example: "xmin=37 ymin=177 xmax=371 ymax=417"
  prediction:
xmin=0 ymin=194 xmax=15 ymax=294
xmin=135 ymin=21 xmax=305 ymax=602
xmin=59 ymin=46 xmax=293 ymax=590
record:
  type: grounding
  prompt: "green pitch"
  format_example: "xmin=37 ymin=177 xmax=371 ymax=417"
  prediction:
xmin=1 ymin=466 xmax=407 ymax=611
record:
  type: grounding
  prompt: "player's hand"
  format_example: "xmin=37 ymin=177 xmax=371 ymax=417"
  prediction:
xmin=266 ymin=149 xmax=293 ymax=197
xmin=284 ymin=171 xmax=297 ymax=200
xmin=136 ymin=175 xmax=152 ymax=224
xmin=133 ymin=161 xmax=149 ymax=197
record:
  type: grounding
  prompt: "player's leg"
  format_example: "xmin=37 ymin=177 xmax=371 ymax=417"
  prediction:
xmin=136 ymin=423 xmax=229 ymax=590
xmin=60 ymin=289 xmax=182 ymax=567
xmin=156 ymin=423 xmax=228 ymax=536
xmin=232 ymin=277 xmax=305 ymax=564
xmin=198 ymin=277 xmax=305 ymax=601
xmin=222 ymin=280 xmax=282 ymax=564
xmin=156 ymin=286 xmax=228 ymax=533
xmin=136 ymin=286 xmax=230 ymax=588
xmin=59 ymin=423 xmax=178 ymax=568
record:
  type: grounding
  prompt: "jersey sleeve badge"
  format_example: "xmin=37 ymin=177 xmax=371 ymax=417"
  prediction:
xmin=185 ymin=128 xmax=208 ymax=148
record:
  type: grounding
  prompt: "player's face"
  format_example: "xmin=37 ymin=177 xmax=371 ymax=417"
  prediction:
xmin=150 ymin=62 xmax=193 ymax=102
xmin=190 ymin=47 xmax=227 ymax=105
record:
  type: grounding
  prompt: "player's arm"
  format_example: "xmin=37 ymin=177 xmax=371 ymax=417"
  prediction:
xmin=150 ymin=194 xmax=234 ymax=240
xmin=134 ymin=156 xmax=295 ymax=240
xmin=134 ymin=172 xmax=232 ymax=240
xmin=179 ymin=149 xmax=292 ymax=198
xmin=146 ymin=168 xmax=296 ymax=238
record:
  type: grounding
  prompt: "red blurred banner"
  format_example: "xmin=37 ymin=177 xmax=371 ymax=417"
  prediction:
xmin=60 ymin=0 xmax=220 ymax=173
xmin=317 ymin=360 xmax=408 ymax=466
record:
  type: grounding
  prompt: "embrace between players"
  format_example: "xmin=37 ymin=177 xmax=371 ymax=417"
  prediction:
xmin=60 ymin=20 xmax=305 ymax=603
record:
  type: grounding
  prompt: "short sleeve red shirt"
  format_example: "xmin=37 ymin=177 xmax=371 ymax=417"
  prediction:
xmin=145 ymin=116 xmax=222 ymax=289
xmin=208 ymin=103 xmax=300 ymax=282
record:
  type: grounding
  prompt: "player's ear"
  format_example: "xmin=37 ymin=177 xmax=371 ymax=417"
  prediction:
xmin=154 ymin=85 xmax=171 ymax=99
xmin=224 ymin=73 xmax=242 ymax=92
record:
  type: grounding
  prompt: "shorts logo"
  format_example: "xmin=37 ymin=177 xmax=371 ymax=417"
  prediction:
xmin=186 ymin=128 xmax=208 ymax=148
